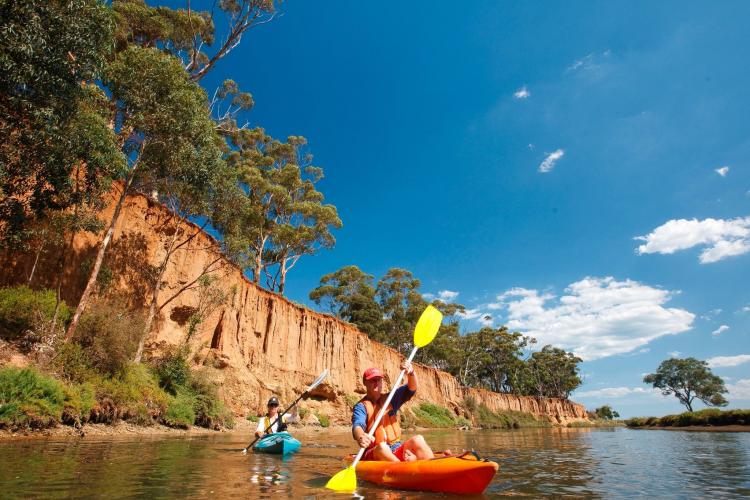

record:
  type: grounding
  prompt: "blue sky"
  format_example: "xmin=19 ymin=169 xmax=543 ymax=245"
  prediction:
xmin=170 ymin=1 xmax=749 ymax=417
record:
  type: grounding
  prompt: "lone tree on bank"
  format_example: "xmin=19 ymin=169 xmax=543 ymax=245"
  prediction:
xmin=643 ymin=357 xmax=728 ymax=412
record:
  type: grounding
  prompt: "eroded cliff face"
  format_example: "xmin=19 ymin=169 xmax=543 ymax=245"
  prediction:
xmin=1 ymin=189 xmax=588 ymax=425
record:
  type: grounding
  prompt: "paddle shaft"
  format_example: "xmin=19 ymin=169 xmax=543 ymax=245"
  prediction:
xmin=244 ymin=392 xmax=306 ymax=451
xmin=351 ymin=345 xmax=419 ymax=469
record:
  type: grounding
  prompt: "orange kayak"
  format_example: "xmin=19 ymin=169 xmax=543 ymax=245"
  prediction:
xmin=351 ymin=451 xmax=499 ymax=494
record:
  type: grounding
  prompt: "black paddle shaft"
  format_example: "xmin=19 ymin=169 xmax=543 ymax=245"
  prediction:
xmin=244 ymin=392 xmax=307 ymax=451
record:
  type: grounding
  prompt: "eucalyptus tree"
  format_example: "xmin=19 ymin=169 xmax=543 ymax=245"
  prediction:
xmin=644 ymin=357 xmax=728 ymax=412
xmin=375 ymin=268 xmax=426 ymax=353
xmin=309 ymin=265 xmax=382 ymax=336
xmin=66 ymin=46 xmax=225 ymax=338
xmin=0 ymin=0 xmax=119 ymax=248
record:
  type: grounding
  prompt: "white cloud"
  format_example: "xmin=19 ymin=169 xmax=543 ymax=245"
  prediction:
xmin=422 ymin=293 xmax=435 ymax=300
xmin=711 ymin=325 xmax=729 ymax=337
xmin=528 ymin=143 xmax=535 ymax=150
xmin=715 ymin=166 xmax=729 ymax=177
xmin=708 ymin=354 xmax=750 ymax=368
xmin=668 ymin=351 xmax=682 ymax=358
xmin=575 ymin=386 xmax=657 ymax=398
xmin=742 ymin=305 xmax=750 ymax=313
xmin=567 ymin=53 xmax=594 ymax=72
xmin=437 ymin=290 xmax=459 ymax=302
xmin=494 ymin=277 xmax=694 ymax=360
xmin=726 ymin=379 xmax=750 ymax=400
xmin=538 ymin=149 xmax=565 ymax=173
xmin=456 ymin=308 xmax=484 ymax=320
xmin=513 ymin=86 xmax=530 ymax=99
xmin=635 ymin=216 xmax=750 ymax=263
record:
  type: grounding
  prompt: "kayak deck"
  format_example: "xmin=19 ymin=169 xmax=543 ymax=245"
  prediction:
xmin=253 ymin=432 xmax=301 ymax=455
xmin=351 ymin=451 xmax=499 ymax=494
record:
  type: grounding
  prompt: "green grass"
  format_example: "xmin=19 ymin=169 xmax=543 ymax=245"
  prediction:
xmin=0 ymin=367 xmax=66 ymax=429
xmin=475 ymin=404 xmax=549 ymax=429
xmin=567 ymin=419 xmax=623 ymax=428
xmin=246 ymin=414 xmax=259 ymax=422
xmin=316 ymin=411 xmax=330 ymax=427
xmin=411 ymin=403 xmax=458 ymax=427
xmin=0 ymin=286 xmax=70 ymax=338
xmin=344 ymin=394 xmax=360 ymax=408
xmin=626 ymin=409 xmax=750 ymax=428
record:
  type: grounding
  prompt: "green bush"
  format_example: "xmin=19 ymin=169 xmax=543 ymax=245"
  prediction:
xmin=0 ymin=367 xmax=65 ymax=428
xmin=463 ymin=394 xmax=478 ymax=414
xmin=94 ymin=363 xmax=169 ymax=424
xmin=61 ymin=382 xmax=96 ymax=426
xmin=412 ymin=403 xmax=457 ymax=427
xmin=316 ymin=412 xmax=330 ymax=427
xmin=0 ymin=286 xmax=70 ymax=338
xmin=475 ymin=404 xmax=547 ymax=429
xmin=72 ymin=300 xmax=143 ymax=376
xmin=53 ymin=342 xmax=97 ymax=383
xmin=188 ymin=371 xmax=233 ymax=429
xmin=625 ymin=409 xmax=750 ymax=428
xmin=164 ymin=390 xmax=196 ymax=428
xmin=247 ymin=414 xmax=259 ymax=422
xmin=152 ymin=346 xmax=191 ymax=395
xmin=344 ymin=394 xmax=360 ymax=408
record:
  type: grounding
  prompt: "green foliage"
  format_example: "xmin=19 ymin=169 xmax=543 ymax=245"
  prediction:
xmin=644 ymin=357 xmax=728 ymax=411
xmin=164 ymin=390 xmax=196 ymax=428
xmin=246 ymin=414 xmax=259 ymax=422
xmin=0 ymin=367 xmax=65 ymax=429
xmin=152 ymin=347 xmax=192 ymax=395
xmin=594 ymin=405 xmax=620 ymax=420
xmin=315 ymin=411 xmax=330 ymax=427
xmin=625 ymin=409 xmax=750 ymax=428
xmin=61 ymin=382 xmax=96 ymax=426
xmin=298 ymin=407 xmax=309 ymax=419
xmin=462 ymin=395 xmax=479 ymax=414
xmin=216 ymin=129 xmax=341 ymax=294
xmin=309 ymin=266 xmax=382 ymax=336
xmin=53 ymin=343 xmax=98 ymax=384
xmin=411 ymin=403 xmax=458 ymax=428
xmin=95 ymin=363 xmax=170 ymax=424
xmin=71 ymin=301 xmax=144 ymax=376
xmin=474 ymin=404 xmax=548 ymax=429
xmin=344 ymin=394 xmax=361 ymax=408
xmin=0 ymin=286 xmax=70 ymax=338
xmin=0 ymin=0 xmax=118 ymax=246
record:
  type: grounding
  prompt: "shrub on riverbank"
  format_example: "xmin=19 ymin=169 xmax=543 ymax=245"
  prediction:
xmin=626 ymin=409 xmax=750 ymax=428
xmin=0 ymin=367 xmax=65 ymax=428
xmin=401 ymin=403 xmax=471 ymax=428
xmin=567 ymin=419 xmax=622 ymax=428
xmin=475 ymin=404 xmax=549 ymax=429
xmin=0 ymin=286 xmax=70 ymax=339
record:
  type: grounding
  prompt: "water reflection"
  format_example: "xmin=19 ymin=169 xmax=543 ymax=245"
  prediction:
xmin=0 ymin=428 xmax=747 ymax=498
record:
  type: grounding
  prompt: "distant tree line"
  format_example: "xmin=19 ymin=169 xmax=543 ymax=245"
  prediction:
xmin=309 ymin=266 xmax=583 ymax=399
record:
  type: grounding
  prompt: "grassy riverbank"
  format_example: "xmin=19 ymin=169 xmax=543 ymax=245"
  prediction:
xmin=625 ymin=409 xmax=750 ymax=429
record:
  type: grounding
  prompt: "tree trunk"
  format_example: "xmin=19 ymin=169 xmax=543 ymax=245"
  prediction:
xmin=278 ymin=260 xmax=287 ymax=295
xmin=66 ymin=168 xmax=137 ymax=339
xmin=27 ymin=233 xmax=46 ymax=286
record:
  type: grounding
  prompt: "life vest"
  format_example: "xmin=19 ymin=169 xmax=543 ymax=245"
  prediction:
xmin=360 ymin=395 xmax=402 ymax=445
xmin=263 ymin=413 xmax=288 ymax=434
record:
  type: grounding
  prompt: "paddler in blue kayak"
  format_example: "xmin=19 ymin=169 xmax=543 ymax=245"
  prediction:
xmin=352 ymin=361 xmax=438 ymax=462
xmin=255 ymin=396 xmax=299 ymax=437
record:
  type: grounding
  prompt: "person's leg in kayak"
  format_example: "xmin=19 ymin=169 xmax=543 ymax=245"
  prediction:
xmin=398 ymin=434 xmax=434 ymax=460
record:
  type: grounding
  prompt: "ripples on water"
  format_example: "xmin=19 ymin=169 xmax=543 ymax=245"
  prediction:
xmin=0 ymin=428 xmax=748 ymax=498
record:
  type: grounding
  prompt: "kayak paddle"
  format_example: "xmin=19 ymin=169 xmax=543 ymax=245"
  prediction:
xmin=242 ymin=368 xmax=329 ymax=454
xmin=325 ymin=305 xmax=443 ymax=492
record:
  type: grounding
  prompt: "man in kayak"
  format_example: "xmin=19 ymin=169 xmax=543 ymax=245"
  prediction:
xmin=255 ymin=396 xmax=299 ymax=437
xmin=352 ymin=361 xmax=436 ymax=462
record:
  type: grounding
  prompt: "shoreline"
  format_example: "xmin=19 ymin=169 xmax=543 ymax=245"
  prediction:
xmin=627 ymin=425 xmax=749 ymax=432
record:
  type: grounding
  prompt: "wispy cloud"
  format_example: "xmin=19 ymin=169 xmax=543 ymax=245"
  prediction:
xmin=513 ymin=86 xmax=530 ymax=99
xmin=708 ymin=354 xmax=750 ymax=368
xmin=574 ymin=386 xmax=657 ymax=398
xmin=635 ymin=216 xmax=750 ymax=263
xmin=711 ymin=325 xmax=729 ymax=337
xmin=538 ymin=149 xmax=565 ymax=173
xmin=437 ymin=290 xmax=458 ymax=302
xmin=726 ymin=379 xmax=750 ymax=400
xmin=668 ymin=351 xmax=682 ymax=358
xmin=715 ymin=166 xmax=729 ymax=177
xmin=491 ymin=277 xmax=694 ymax=360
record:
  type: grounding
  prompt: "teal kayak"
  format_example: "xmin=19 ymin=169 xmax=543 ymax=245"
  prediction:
xmin=253 ymin=432 xmax=301 ymax=455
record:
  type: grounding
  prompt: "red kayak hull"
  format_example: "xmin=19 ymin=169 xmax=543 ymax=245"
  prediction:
xmin=353 ymin=452 xmax=499 ymax=494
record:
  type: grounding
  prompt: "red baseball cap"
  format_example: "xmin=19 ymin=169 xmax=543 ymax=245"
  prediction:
xmin=363 ymin=367 xmax=383 ymax=380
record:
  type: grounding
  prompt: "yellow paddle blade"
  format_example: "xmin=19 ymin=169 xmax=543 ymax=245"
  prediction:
xmin=325 ymin=466 xmax=357 ymax=492
xmin=413 ymin=305 xmax=443 ymax=348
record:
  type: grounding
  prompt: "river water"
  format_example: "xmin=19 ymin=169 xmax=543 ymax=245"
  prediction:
xmin=0 ymin=427 xmax=748 ymax=498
